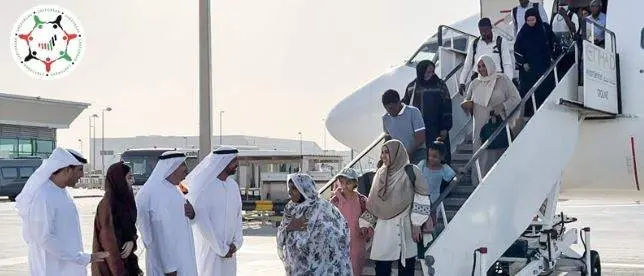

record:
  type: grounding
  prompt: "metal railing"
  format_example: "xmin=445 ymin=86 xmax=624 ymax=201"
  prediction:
xmin=582 ymin=17 xmax=617 ymax=52
xmin=318 ymin=61 xmax=467 ymax=198
xmin=430 ymin=41 xmax=577 ymax=216
xmin=437 ymin=25 xmax=477 ymax=53
xmin=319 ymin=133 xmax=386 ymax=198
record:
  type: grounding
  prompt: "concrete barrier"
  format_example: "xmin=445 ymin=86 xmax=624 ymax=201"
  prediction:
xmin=78 ymin=177 xmax=104 ymax=189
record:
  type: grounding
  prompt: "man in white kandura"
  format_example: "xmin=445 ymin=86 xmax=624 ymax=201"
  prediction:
xmin=16 ymin=148 xmax=109 ymax=276
xmin=186 ymin=147 xmax=243 ymax=276
xmin=136 ymin=151 xmax=197 ymax=276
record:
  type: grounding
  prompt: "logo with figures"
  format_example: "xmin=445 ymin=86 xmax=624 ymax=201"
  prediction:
xmin=10 ymin=5 xmax=85 ymax=80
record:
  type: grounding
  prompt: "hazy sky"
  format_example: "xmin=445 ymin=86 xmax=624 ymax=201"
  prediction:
xmin=1 ymin=0 xmax=479 ymax=154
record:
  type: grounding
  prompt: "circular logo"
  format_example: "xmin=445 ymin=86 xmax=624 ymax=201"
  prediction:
xmin=10 ymin=5 xmax=85 ymax=80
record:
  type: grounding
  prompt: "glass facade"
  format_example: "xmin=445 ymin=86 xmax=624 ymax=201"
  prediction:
xmin=0 ymin=137 xmax=54 ymax=159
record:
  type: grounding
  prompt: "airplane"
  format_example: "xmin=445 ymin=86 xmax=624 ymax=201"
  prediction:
xmin=323 ymin=0 xmax=643 ymax=274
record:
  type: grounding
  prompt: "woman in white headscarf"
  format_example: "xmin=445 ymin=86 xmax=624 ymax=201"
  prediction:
xmin=277 ymin=173 xmax=353 ymax=275
xmin=461 ymin=54 xmax=521 ymax=184
xmin=360 ymin=139 xmax=430 ymax=276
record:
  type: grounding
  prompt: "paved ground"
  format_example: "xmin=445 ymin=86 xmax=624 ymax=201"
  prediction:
xmin=0 ymin=192 xmax=641 ymax=275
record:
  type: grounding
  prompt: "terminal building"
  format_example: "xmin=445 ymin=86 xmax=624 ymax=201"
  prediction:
xmin=95 ymin=135 xmax=352 ymax=201
xmin=0 ymin=92 xmax=89 ymax=159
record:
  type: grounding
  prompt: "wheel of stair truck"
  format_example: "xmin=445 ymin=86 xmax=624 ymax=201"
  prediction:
xmin=586 ymin=250 xmax=601 ymax=276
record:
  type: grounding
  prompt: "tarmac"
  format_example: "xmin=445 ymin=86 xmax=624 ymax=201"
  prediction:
xmin=0 ymin=189 xmax=641 ymax=275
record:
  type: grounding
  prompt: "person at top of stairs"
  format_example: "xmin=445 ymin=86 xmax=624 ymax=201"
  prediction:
xmin=458 ymin=18 xmax=514 ymax=95
xmin=359 ymin=139 xmax=431 ymax=276
xmin=461 ymin=55 xmax=521 ymax=185
xmin=331 ymin=168 xmax=371 ymax=276
xmin=515 ymin=7 xmax=558 ymax=117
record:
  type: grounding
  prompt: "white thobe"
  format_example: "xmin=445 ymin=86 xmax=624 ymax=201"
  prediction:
xmin=24 ymin=181 xmax=90 ymax=276
xmin=360 ymin=194 xmax=430 ymax=262
xmin=459 ymin=35 xmax=514 ymax=85
xmin=191 ymin=178 xmax=243 ymax=276
xmin=137 ymin=180 xmax=197 ymax=276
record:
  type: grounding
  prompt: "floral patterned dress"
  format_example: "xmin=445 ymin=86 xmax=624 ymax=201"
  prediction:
xmin=277 ymin=174 xmax=353 ymax=275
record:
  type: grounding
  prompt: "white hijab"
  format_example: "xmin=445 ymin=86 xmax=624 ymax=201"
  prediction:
xmin=185 ymin=147 xmax=238 ymax=205
xmin=15 ymin=148 xmax=82 ymax=220
xmin=472 ymin=54 xmax=502 ymax=107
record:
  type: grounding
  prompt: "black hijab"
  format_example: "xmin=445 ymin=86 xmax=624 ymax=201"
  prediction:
xmin=517 ymin=8 xmax=546 ymax=41
xmin=416 ymin=60 xmax=440 ymax=87
xmin=104 ymin=162 xmax=142 ymax=275
xmin=516 ymin=8 xmax=555 ymax=61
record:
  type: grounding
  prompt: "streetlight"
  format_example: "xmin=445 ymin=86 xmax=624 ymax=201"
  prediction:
xmin=101 ymin=107 xmax=112 ymax=175
xmin=219 ymin=110 xmax=224 ymax=145
xmin=298 ymin=132 xmax=303 ymax=155
xmin=183 ymin=136 xmax=188 ymax=148
xmin=298 ymin=131 xmax=303 ymax=173
xmin=322 ymin=117 xmax=327 ymax=153
xmin=198 ymin=0 xmax=213 ymax=161
xmin=78 ymin=139 xmax=83 ymax=155
xmin=90 ymin=114 xmax=99 ymax=171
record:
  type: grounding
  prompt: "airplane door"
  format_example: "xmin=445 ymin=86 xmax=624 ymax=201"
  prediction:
xmin=438 ymin=46 xmax=470 ymax=153
xmin=604 ymin=2 xmax=644 ymax=115
xmin=438 ymin=46 xmax=466 ymax=98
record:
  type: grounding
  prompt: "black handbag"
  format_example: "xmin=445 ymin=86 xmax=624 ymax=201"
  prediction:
xmin=479 ymin=112 xmax=509 ymax=149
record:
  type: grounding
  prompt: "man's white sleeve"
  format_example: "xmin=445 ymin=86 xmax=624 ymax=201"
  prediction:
xmin=30 ymin=198 xmax=91 ymax=266
xmin=150 ymin=209 xmax=179 ymax=273
xmin=192 ymin=199 xmax=229 ymax=257
xmin=459 ymin=39 xmax=475 ymax=85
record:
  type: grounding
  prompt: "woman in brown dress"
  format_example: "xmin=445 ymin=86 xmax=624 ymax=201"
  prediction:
xmin=92 ymin=162 xmax=143 ymax=276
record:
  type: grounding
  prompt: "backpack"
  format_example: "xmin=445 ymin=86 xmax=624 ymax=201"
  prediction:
xmin=404 ymin=164 xmax=416 ymax=185
xmin=513 ymin=3 xmax=540 ymax=33
xmin=472 ymin=36 xmax=504 ymax=73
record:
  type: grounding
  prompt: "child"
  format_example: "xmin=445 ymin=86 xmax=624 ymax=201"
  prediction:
xmin=418 ymin=139 xmax=456 ymax=225
xmin=330 ymin=168 xmax=370 ymax=276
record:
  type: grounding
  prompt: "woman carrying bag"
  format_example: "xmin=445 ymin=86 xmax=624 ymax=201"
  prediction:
xmin=461 ymin=55 xmax=521 ymax=185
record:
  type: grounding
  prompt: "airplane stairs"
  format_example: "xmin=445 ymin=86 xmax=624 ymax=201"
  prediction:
xmin=319 ymin=34 xmax=610 ymax=275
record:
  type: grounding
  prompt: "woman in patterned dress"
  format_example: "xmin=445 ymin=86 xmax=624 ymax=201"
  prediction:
xmin=277 ymin=173 xmax=353 ymax=275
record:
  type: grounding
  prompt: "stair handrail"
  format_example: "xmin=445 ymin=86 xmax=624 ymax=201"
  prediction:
xmin=581 ymin=17 xmax=617 ymax=52
xmin=318 ymin=60 xmax=468 ymax=196
xmin=437 ymin=25 xmax=478 ymax=48
xmin=443 ymin=62 xmax=465 ymax=83
xmin=318 ymin=133 xmax=386 ymax=195
xmin=429 ymin=41 xmax=577 ymax=214
xmin=436 ymin=25 xmax=478 ymax=57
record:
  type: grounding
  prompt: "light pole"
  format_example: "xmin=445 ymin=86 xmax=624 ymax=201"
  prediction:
xmin=322 ymin=117 xmax=327 ymax=153
xmin=198 ymin=0 xmax=213 ymax=161
xmin=87 ymin=117 xmax=91 ymax=162
xmin=101 ymin=107 xmax=112 ymax=175
xmin=219 ymin=110 xmax=224 ymax=145
xmin=78 ymin=139 xmax=83 ymax=155
xmin=91 ymin=114 xmax=99 ymax=171
xmin=183 ymin=136 xmax=188 ymax=148
xmin=298 ymin=131 xmax=303 ymax=156
xmin=298 ymin=132 xmax=303 ymax=172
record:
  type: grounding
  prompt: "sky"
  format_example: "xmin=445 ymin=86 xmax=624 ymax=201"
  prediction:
xmin=1 ymin=0 xmax=480 ymax=155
